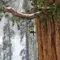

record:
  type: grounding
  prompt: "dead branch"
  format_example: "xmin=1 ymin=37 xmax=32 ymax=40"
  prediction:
xmin=4 ymin=7 xmax=41 ymax=19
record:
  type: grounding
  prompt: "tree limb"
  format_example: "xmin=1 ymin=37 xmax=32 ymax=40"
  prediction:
xmin=4 ymin=7 xmax=41 ymax=19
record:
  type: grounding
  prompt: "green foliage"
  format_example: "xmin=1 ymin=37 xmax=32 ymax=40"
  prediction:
xmin=56 ymin=4 xmax=60 ymax=19
xmin=31 ymin=0 xmax=60 ymax=20
xmin=0 ymin=2 xmax=8 ymax=13
xmin=11 ymin=16 xmax=22 ymax=27
xmin=0 ymin=2 xmax=9 ymax=19
xmin=12 ymin=16 xmax=21 ymax=22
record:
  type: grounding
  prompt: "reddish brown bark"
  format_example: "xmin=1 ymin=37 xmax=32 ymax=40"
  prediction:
xmin=35 ymin=16 xmax=60 ymax=60
xmin=45 ymin=0 xmax=60 ymax=4
xmin=55 ymin=0 xmax=60 ymax=4
xmin=47 ymin=19 xmax=52 ymax=60
xmin=55 ymin=20 xmax=60 ymax=60
xmin=35 ymin=18 xmax=43 ymax=60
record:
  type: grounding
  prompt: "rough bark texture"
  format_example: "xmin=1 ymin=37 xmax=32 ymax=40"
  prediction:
xmin=35 ymin=18 xmax=43 ymax=60
xmin=35 ymin=16 xmax=60 ymax=60
xmin=45 ymin=0 xmax=60 ymax=4
xmin=55 ymin=0 xmax=60 ymax=4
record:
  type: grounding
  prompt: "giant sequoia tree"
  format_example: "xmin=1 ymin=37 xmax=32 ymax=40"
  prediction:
xmin=1 ymin=0 xmax=60 ymax=60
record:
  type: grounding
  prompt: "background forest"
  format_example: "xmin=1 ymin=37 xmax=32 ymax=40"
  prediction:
xmin=0 ymin=0 xmax=38 ymax=60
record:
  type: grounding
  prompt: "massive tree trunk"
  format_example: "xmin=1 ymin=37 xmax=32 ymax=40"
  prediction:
xmin=35 ymin=0 xmax=60 ymax=60
xmin=35 ymin=13 xmax=60 ymax=60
